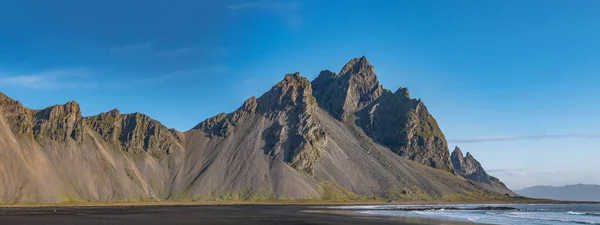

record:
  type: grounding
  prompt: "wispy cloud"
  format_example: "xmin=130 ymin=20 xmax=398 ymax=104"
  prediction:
xmin=486 ymin=168 xmax=529 ymax=175
xmin=486 ymin=168 xmax=600 ymax=190
xmin=449 ymin=134 xmax=600 ymax=143
xmin=158 ymin=65 xmax=229 ymax=80
xmin=228 ymin=0 xmax=266 ymax=10
xmin=104 ymin=65 xmax=230 ymax=87
xmin=158 ymin=47 xmax=194 ymax=56
xmin=0 ymin=70 xmax=96 ymax=89
xmin=108 ymin=42 xmax=153 ymax=52
xmin=228 ymin=0 xmax=303 ymax=30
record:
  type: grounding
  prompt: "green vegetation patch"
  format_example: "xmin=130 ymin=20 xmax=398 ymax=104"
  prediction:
xmin=319 ymin=181 xmax=365 ymax=201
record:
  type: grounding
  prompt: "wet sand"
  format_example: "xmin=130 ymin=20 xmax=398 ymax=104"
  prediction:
xmin=0 ymin=204 xmax=478 ymax=225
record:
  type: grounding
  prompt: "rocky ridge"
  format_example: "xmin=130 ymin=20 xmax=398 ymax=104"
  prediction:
xmin=313 ymin=57 xmax=453 ymax=172
xmin=0 ymin=57 xmax=514 ymax=203
xmin=86 ymin=109 xmax=183 ymax=158
xmin=194 ymin=73 xmax=326 ymax=175
xmin=451 ymin=146 xmax=504 ymax=185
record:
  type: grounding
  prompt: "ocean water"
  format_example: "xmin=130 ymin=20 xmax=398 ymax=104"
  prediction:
xmin=331 ymin=204 xmax=600 ymax=225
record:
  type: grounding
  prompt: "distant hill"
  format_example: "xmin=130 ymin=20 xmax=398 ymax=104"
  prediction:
xmin=515 ymin=184 xmax=600 ymax=201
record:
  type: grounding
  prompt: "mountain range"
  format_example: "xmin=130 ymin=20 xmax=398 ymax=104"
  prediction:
xmin=515 ymin=184 xmax=600 ymax=202
xmin=0 ymin=57 xmax=514 ymax=203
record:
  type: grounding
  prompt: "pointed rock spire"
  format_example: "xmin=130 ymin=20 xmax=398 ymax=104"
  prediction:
xmin=257 ymin=72 xmax=316 ymax=113
xmin=312 ymin=56 xmax=383 ymax=121
xmin=340 ymin=56 xmax=373 ymax=75
xmin=311 ymin=70 xmax=337 ymax=92
xmin=394 ymin=87 xmax=411 ymax=98
xmin=450 ymin=146 xmax=500 ymax=184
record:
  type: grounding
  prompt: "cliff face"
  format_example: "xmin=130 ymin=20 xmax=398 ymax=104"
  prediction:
xmin=0 ymin=93 xmax=84 ymax=142
xmin=86 ymin=110 xmax=183 ymax=158
xmin=451 ymin=146 xmax=512 ymax=194
xmin=313 ymin=57 xmax=453 ymax=173
xmin=194 ymin=73 xmax=326 ymax=175
xmin=0 ymin=96 xmax=184 ymax=203
xmin=313 ymin=56 xmax=384 ymax=121
xmin=0 ymin=57 xmax=514 ymax=203
xmin=0 ymin=92 xmax=34 ymax=136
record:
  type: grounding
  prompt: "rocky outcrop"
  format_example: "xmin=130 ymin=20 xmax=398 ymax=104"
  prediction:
xmin=32 ymin=101 xmax=85 ymax=142
xmin=313 ymin=57 xmax=453 ymax=173
xmin=451 ymin=146 xmax=501 ymax=184
xmin=356 ymin=88 xmax=454 ymax=172
xmin=313 ymin=56 xmax=384 ymax=121
xmin=194 ymin=73 xmax=326 ymax=175
xmin=194 ymin=96 xmax=257 ymax=137
xmin=0 ymin=93 xmax=34 ymax=136
xmin=85 ymin=110 xmax=182 ymax=157
xmin=256 ymin=73 xmax=326 ymax=175
xmin=0 ymin=93 xmax=84 ymax=142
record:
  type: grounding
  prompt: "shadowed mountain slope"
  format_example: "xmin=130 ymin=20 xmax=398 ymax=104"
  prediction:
xmin=451 ymin=146 xmax=514 ymax=195
xmin=313 ymin=57 xmax=453 ymax=173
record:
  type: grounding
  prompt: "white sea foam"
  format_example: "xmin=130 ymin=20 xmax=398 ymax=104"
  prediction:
xmin=347 ymin=204 xmax=600 ymax=225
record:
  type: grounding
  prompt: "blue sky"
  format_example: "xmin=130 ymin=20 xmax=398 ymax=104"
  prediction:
xmin=1 ymin=0 xmax=599 ymax=189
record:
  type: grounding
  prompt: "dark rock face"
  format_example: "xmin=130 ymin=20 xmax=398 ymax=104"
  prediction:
xmin=313 ymin=56 xmax=384 ymax=121
xmin=0 ymin=93 xmax=34 ymax=136
xmin=451 ymin=146 xmax=500 ymax=184
xmin=0 ymin=95 xmax=84 ymax=142
xmin=357 ymin=88 xmax=453 ymax=172
xmin=310 ymin=70 xmax=337 ymax=98
xmin=33 ymin=101 xmax=84 ymax=142
xmin=257 ymin=73 xmax=326 ymax=175
xmin=85 ymin=110 xmax=182 ymax=157
xmin=312 ymin=57 xmax=453 ymax=173
xmin=195 ymin=73 xmax=327 ymax=175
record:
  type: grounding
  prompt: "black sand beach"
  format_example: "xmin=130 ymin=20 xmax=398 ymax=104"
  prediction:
xmin=0 ymin=205 xmax=476 ymax=225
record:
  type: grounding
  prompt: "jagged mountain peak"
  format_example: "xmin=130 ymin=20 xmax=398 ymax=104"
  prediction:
xmin=313 ymin=56 xmax=383 ymax=121
xmin=311 ymin=70 xmax=337 ymax=90
xmin=107 ymin=108 xmax=120 ymax=114
xmin=452 ymin=147 xmax=494 ymax=184
xmin=452 ymin=146 xmax=463 ymax=156
xmin=195 ymin=73 xmax=317 ymax=137
xmin=85 ymin=109 xmax=182 ymax=157
xmin=451 ymin=146 xmax=465 ymax=165
xmin=340 ymin=56 xmax=373 ymax=75
xmin=241 ymin=96 xmax=258 ymax=113
xmin=279 ymin=72 xmax=308 ymax=85
xmin=30 ymin=101 xmax=84 ymax=141
xmin=394 ymin=87 xmax=411 ymax=98
xmin=0 ymin=59 xmax=515 ymax=203
xmin=311 ymin=57 xmax=454 ymax=172
xmin=35 ymin=101 xmax=82 ymax=120
xmin=317 ymin=69 xmax=337 ymax=78
xmin=256 ymin=72 xmax=316 ymax=114
xmin=0 ymin=93 xmax=84 ymax=141
xmin=0 ymin=92 xmax=20 ymax=106
xmin=190 ymin=72 xmax=326 ymax=175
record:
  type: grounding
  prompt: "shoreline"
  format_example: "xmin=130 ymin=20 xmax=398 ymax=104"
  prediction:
xmin=1 ymin=202 xmax=598 ymax=225
xmin=0 ymin=204 xmax=481 ymax=225
xmin=0 ymin=197 xmax=595 ymax=208
xmin=309 ymin=208 xmax=487 ymax=225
